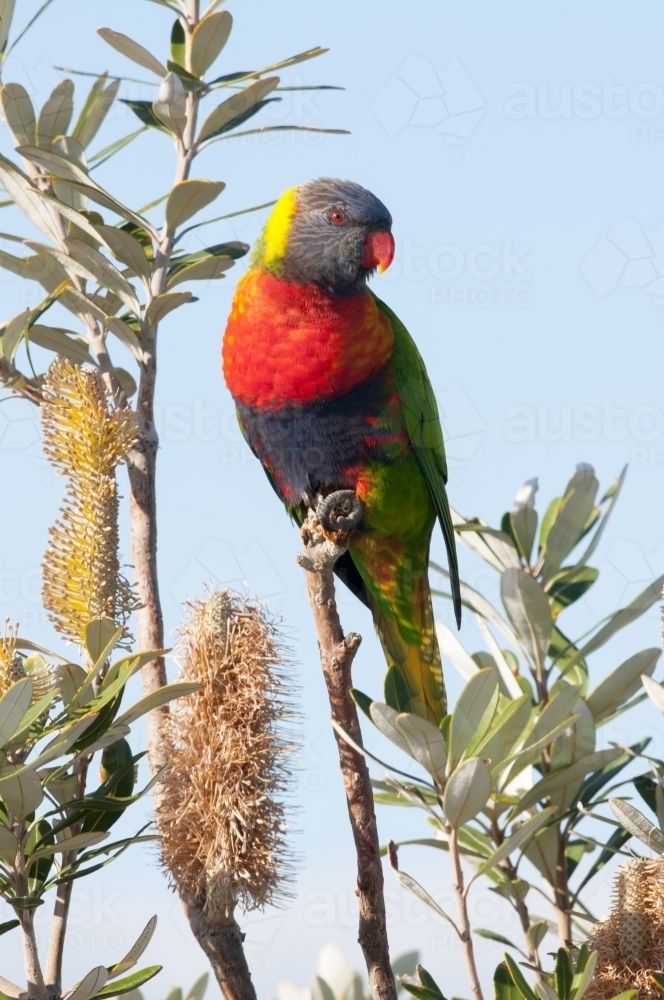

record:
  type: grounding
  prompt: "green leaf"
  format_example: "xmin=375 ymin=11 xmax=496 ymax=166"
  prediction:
xmin=384 ymin=665 xmax=414 ymax=713
xmin=549 ymin=626 xmax=588 ymax=691
xmin=170 ymin=18 xmax=185 ymax=66
xmin=450 ymin=668 xmax=499 ymax=768
xmin=27 ymin=831 xmax=109 ymax=865
xmin=396 ymin=712 xmax=447 ymax=782
xmin=541 ymin=464 xmax=598 ymax=582
xmin=120 ymin=99 xmax=169 ymax=132
xmin=494 ymin=962 xmax=525 ymax=1000
xmin=443 ymin=757 xmax=491 ymax=827
xmin=570 ymin=575 xmax=664 ymax=670
xmin=165 ymin=179 xmax=225 ymax=230
xmin=27 ymin=325 xmax=94 ymax=365
xmin=400 ymin=965 xmax=447 ymax=1000
xmin=184 ymin=974 xmax=209 ymax=1000
xmin=609 ymin=797 xmax=664 ymax=853
xmin=74 ymin=79 xmax=121 ymax=149
xmin=503 ymin=954 xmax=537 ymax=1000
xmin=538 ymin=496 xmax=562 ymax=555
xmin=574 ymin=826 xmax=630 ymax=897
xmin=473 ymin=695 xmax=532 ymax=771
xmin=349 ymin=688 xmax=372 ymax=719
xmin=515 ymin=749 xmax=622 ymax=815
xmin=114 ymin=682 xmax=201 ymax=727
xmin=95 ymin=224 xmax=151 ymax=282
xmin=555 ymin=950 xmax=573 ymax=1000
xmin=475 ymin=807 xmax=556 ymax=878
xmin=8 ymin=896 xmax=44 ymax=909
xmin=165 ymin=253 xmax=234 ymax=288
xmin=107 ymin=916 xmax=157 ymax=978
xmin=190 ymin=11 xmax=232 ymax=76
xmin=527 ymin=920 xmax=549 ymax=951
xmin=576 ymin=466 xmax=626 ymax=568
xmin=570 ymin=949 xmax=597 ymax=1000
xmin=369 ymin=702 xmax=412 ymax=755
xmin=311 ymin=976 xmax=335 ymax=1000
xmin=475 ymin=929 xmax=524 ymax=951
xmin=641 ymin=674 xmax=664 ymax=714
xmin=0 ymin=0 xmax=16 ymax=56
xmin=451 ymin=509 xmax=521 ymax=572
xmin=0 ymin=153 xmax=64 ymax=244
xmin=0 ymin=247 xmax=33 ymax=279
xmin=433 ymin=565 xmax=519 ymax=648
xmin=392 ymin=870 xmax=458 ymax=932
xmin=586 ymin=648 xmax=661 ymax=721
xmin=0 ymin=765 xmax=42 ymax=818
xmin=509 ymin=478 xmax=538 ymax=564
xmin=0 ymin=919 xmax=18 ymax=936
xmin=92 ymin=967 xmax=161 ymax=999
xmin=65 ymin=238 xmax=141 ymax=313
xmin=197 ymin=76 xmax=280 ymax=142
xmin=37 ymin=80 xmax=74 ymax=150
xmin=1 ymin=82 xmax=36 ymax=146
xmin=500 ymin=568 xmax=551 ymax=678
xmin=97 ymin=29 xmax=166 ymax=77
xmin=635 ymin=773 xmax=657 ymax=813
xmin=145 ymin=291 xmax=192 ymax=326
xmin=68 ymin=967 xmax=109 ymax=1000
xmin=16 ymin=145 xmax=158 ymax=235
xmin=0 ymin=678 xmax=33 ymax=746
xmin=547 ymin=566 xmax=599 ymax=615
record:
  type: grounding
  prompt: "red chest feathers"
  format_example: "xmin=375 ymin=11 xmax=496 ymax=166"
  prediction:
xmin=222 ymin=269 xmax=394 ymax=409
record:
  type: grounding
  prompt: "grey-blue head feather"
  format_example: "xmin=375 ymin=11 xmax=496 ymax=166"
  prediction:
xmin=273 ymin=177 xmax=392 ymax=295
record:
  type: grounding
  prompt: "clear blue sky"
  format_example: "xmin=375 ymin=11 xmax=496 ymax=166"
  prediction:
xmin=1 ymin=1 xmax=664 ymax=996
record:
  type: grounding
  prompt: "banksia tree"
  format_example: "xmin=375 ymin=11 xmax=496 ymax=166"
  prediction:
xmin=159 ymin=589 xmax=296 ymax=916
xmin=41 ymin=359 xmax=140 ymax=647
xmin=586 ymin=857 xmax=664 ymax=1000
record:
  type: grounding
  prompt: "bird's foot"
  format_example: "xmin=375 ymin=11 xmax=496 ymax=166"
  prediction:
xmin=298 ymin=491 xmax=363 ymax=573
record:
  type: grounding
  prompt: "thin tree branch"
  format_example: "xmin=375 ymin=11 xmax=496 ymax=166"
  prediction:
xmin=449 ymin=827 xmax=484 ymax=1000
xmin=298 ymin=496 xmax=397 ymax=1000
xmin=182 ymin=898 xmax=257 ymax=1000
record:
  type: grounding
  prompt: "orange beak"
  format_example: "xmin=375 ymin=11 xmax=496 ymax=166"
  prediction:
xmin=360 ymin=230 xmax=395 ymax=273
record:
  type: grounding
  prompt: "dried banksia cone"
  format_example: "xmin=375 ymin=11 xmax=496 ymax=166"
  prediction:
xmin=159 ymin=589 xmax=297 ymax=920
xmin=587 ymin=856 xmax=664 ymax=1000
xmin=41 ymin=359 xmax=140 ymax=647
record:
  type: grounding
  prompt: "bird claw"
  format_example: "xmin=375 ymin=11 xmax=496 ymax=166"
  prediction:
xmin=316 ymin=490 xmax=363 ymax=534
xmin=298 ymin=491 xmax=363 ymax=573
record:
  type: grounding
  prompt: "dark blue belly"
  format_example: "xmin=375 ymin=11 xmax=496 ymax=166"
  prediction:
xmin=236 ymin=370 xmax=391 ymax=505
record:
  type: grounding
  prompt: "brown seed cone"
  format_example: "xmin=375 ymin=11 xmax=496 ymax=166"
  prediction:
xmin=587 ymin=856 xmax=664 ymax=1000
xmin=40 ymin=359 xmax=140 ymax=647
xmin=158 ymin=590 xmax=297 ymax=920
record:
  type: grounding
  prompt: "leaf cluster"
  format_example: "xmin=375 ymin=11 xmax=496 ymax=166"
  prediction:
xmin=0 ymin=616 xmax=196 ymax=999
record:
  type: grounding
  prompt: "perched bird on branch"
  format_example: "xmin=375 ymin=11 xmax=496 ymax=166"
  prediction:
xmin=222 ymin=178 xmax=460 ymax=722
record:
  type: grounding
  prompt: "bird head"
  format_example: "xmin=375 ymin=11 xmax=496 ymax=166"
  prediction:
xmin=254 ymin=177 xmax=394 ymax=295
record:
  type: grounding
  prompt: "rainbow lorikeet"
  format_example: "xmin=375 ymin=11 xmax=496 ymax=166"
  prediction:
xmin=222 ymin=178 xmax=461 ymax=722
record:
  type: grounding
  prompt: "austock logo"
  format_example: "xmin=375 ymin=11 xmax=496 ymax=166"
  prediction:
xmin=372 ymin=55 xmax=486 ymax=143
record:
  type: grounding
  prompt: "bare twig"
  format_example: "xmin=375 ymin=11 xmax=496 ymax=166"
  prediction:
xmin=449 ymin=827 xmax=484 ymax=1000
xmin=298 ymin=494 xmax=397 ymax=1000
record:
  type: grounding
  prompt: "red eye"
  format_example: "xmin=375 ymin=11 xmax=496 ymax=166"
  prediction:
xmin=329 ymin=209 xmax=346 ymax=226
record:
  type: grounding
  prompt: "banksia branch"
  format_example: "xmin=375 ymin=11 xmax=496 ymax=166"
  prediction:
xmin=158 ymin=590 xmax=296 ymax=919
xmin=587 ymin=856 xmax=664 ymax=1000
xmin=40 ymin=359 xmax=140 ymax=647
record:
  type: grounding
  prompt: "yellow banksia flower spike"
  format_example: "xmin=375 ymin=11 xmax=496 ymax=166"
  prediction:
xmin=40 ymin=359 xmax=140 ymax=648
xmin=587 ymin=856 xmax=664 ymax=1000
xmin=159 ymin=589 xmax=297 ymax=919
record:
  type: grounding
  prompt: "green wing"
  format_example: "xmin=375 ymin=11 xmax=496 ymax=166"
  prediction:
xmin=372 ymin=293 xmax=462 ymax=627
